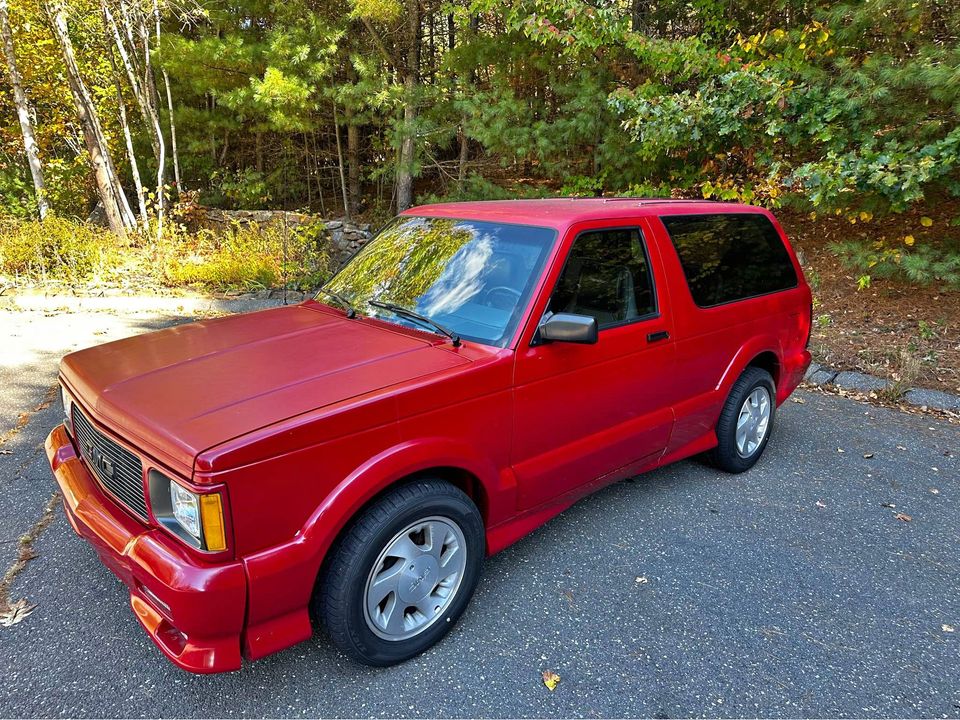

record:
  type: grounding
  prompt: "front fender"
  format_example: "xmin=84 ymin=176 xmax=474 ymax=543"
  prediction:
xmin=239 ymin=436 xmax=511 ymax=661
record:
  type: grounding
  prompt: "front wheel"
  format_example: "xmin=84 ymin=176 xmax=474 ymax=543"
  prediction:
xmin=315 ymin=479 xmax=484 ymax=666
xmin=709 ymin=366 xmax=777 ymax=473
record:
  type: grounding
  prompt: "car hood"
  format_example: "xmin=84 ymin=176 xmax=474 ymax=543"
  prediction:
xmin=60 ymin=303 xmax=470 ymax=471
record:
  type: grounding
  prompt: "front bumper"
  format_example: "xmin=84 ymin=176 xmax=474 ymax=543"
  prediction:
xmin=45 ymin=425 xmax=247 ymax=674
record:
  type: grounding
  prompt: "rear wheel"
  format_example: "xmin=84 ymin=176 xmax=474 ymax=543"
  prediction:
xmin=315 ymin=479 xmax=484 ymax=666
xmin=709 ymin=367 xmax=776 ymax=473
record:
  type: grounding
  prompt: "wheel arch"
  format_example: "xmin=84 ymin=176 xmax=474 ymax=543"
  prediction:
xmin=241 ymin=437 xmax=508 ymax=662
xmin=746 ymin=350 xmax=780 ymax=387
xmin=716 ymin=338 xmax=783 ymax=402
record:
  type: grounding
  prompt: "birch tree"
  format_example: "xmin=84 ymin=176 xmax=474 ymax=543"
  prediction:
xmin=46 ymin=0 xmax=135 ymax=234
xmin=0 ymin=0 xmax=49 ymax=218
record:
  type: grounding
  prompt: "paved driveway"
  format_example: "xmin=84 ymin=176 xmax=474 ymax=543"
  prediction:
xmin=0 ymin=307 xmax=957 ymax=718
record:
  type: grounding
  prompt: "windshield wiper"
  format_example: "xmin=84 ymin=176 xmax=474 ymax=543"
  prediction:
xmin=368 ymin=300 xmax=461 ymax=347
xmin=317 ymin=289 xmax=356 ymax=318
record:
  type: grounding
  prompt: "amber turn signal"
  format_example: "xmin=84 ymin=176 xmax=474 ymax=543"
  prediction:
xmin=199 ymin=493 xmax=227 ymax=552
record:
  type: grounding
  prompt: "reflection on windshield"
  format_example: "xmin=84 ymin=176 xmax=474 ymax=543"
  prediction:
xmin=418 ymin=234 xmax=493 ymax=317
xmin=322 ymin=216 xmax=555 ymax=347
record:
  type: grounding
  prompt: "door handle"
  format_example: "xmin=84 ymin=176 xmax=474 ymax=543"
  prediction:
xmin=647 ymin=330 xmax=670 ymax=343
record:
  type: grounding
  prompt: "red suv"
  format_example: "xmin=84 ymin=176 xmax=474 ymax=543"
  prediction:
xmin=47 ymin=199 xmax=811 ymax=673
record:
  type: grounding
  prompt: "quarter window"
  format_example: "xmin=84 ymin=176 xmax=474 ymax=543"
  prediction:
xmin=661 ymin=213 xmax=798 ymax=307
xmin=550 ymin=228 xmax=656 ymax=328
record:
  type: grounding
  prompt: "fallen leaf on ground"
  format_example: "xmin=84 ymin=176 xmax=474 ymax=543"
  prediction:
xmin=791 ymin=397 xmax=805 ymax=404
xmin=942 ymin=624 xmax=955 ymax=633
xmin=815 ymin=500 xmax=827 ymax=509
xmin=881 ymin=502 xmax=896 ymax=509
xmin=930 ymin=488 xmax=940 ymax=495
xmin=542 ymin=670 xmax=561 ymax=691
xmin=863 ymin=452 xmax=874 ymax=459
xmin=0 ymin=599 xmax=36 ymax=627
xmin=0 ymin=449 xmax=11 ymax=455
xmin=837 ymin=447 xmax=845 ymax=453
xmin=894 ymin=513 xmax=912 ymax=522
xmin=634 ymin=575 xmax=649 ymax=584
xmin=896 ymin=445 xmax=907 ymax=451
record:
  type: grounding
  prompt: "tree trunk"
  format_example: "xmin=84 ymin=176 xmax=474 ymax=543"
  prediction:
xmin=104 ymin=20 xmax=146 ymax=224
xmin=345 ymin=104 xmax=359 ymax=216
xmin=457 ymin=14 xmax=478 ymax=190
xmin=163 ymin=70 xmax=180 ymax=190
xmin=102 ymin=0 xmax=161 ymax=162
xmin=48 ymin=0 xmax=133 ymax=234
xmin=397 ymin=73 xmax=416 ymax=212
xmin=0 ymin=0 xmax=49 ymax=218
xmin=152 ymin=0 xmax=180 ymax=191
xmin=396 ymin=0 xmax=420 ymax=212
xmin=137 ymin=6 xmax=165 ymax=234
xmin=333 ymin=104 xmax=350 ymax=220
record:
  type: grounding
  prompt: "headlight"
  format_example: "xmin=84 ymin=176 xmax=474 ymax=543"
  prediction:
xmin=60 ymin=384 xmax=72 ymax=432
xmin=148 ymin=470 xmax=227 ymax=552
xmin=170 ymin=482 xmax=201 ymax=539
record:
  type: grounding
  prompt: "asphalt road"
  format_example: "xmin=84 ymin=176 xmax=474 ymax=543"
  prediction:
xmin=0 ymin=307 xmax=957 ymax=718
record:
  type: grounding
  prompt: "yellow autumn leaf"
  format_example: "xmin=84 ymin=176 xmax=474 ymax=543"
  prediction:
xmin=859 ymin=211 xmax=873 ymax=222
xmin=920 ymin=216 xmax=933 ymax=227
xmin=542 ymin=670 xmax=561 ymax=691
xmin=904 ymin=235 xmax=915 ymax=246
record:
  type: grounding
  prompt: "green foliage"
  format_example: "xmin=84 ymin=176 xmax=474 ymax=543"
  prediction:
xmin=422 ymin=174 xmax=549 ymax=203
xmin=831 ymin=238 xmax=960 ymax=290
xmin=158 ymin=222 xmax=331 ymax=291
xmin=0 ymin=216 xmax=120 ymax=282
xmin=0 ymin=216 xmax=330 ymax=291
xmin=2 ymin=0 xmax=959 ymax=289
xmin=210 ymin=169 xmax=274 ymax=210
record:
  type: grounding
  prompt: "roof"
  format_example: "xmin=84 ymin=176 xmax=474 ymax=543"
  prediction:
xmin=403 ymin=198 xmax=766 ymax=230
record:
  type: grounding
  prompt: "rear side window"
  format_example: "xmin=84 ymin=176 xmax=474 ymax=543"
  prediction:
xmin=661 ymin=213 xmax=798 ymax=307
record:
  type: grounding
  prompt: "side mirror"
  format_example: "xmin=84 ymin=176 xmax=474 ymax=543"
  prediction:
xmin=537 ymin=313 xmax=598 ymax=344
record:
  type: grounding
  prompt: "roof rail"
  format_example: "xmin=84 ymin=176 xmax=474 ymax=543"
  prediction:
xmin=600 ymin=197 xmax=717 ymax=205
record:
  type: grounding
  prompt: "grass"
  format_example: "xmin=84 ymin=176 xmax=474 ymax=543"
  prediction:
xmin=0 ymin=216 xmax=332 ymax=292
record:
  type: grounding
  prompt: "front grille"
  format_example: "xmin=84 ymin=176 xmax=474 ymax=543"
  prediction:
xmin=72 ymin=407 xmax=148 ymax=520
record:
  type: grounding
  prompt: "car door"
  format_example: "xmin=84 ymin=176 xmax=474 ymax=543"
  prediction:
xmin=511 ymin=220 xmax=677 ymax=511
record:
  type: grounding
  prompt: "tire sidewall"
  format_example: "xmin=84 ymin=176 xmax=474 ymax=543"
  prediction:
xmin=717 ymin=369 xmax=777 ymax=472
xmin=338 ymin=489 xmax=484 ymax=665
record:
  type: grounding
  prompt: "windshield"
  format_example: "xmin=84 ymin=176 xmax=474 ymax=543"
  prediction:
xmin=320 ymin=216 xmax=557 ymax=347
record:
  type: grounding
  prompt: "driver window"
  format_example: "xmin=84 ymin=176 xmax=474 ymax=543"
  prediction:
xmin=550 ymin=228 xmax=656 ymax=328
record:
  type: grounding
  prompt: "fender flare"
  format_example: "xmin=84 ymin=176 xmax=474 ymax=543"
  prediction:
xmin=241 ymin=436 xmax=512 ymax=647
xmin=715 ymin=335 xmax=782 ymax=400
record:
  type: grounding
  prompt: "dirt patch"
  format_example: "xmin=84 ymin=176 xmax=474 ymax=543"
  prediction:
xmin=780 ymin=208 xmax=960 ymax=395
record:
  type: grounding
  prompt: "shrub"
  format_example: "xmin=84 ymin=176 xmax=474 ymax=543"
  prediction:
xmin=156 ymin=221 xmax=331 ymax=291
xmin=831 ymin=238 xmax=960 ymax=290
xmin=0 ymin=217 xmax=122 ymax=283
xmin=0 ymin=216 xmax=332 ymax=292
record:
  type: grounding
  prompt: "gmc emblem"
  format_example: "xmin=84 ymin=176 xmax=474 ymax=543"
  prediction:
xmin=84 ymin=441 xmax=114 ymax=480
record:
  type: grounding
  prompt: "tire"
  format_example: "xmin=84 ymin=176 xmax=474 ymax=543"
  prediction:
xmin=314 ymin=479 xmax=484 ymax=666
xmin=708 ymin=366 xmax=777 ymax=473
